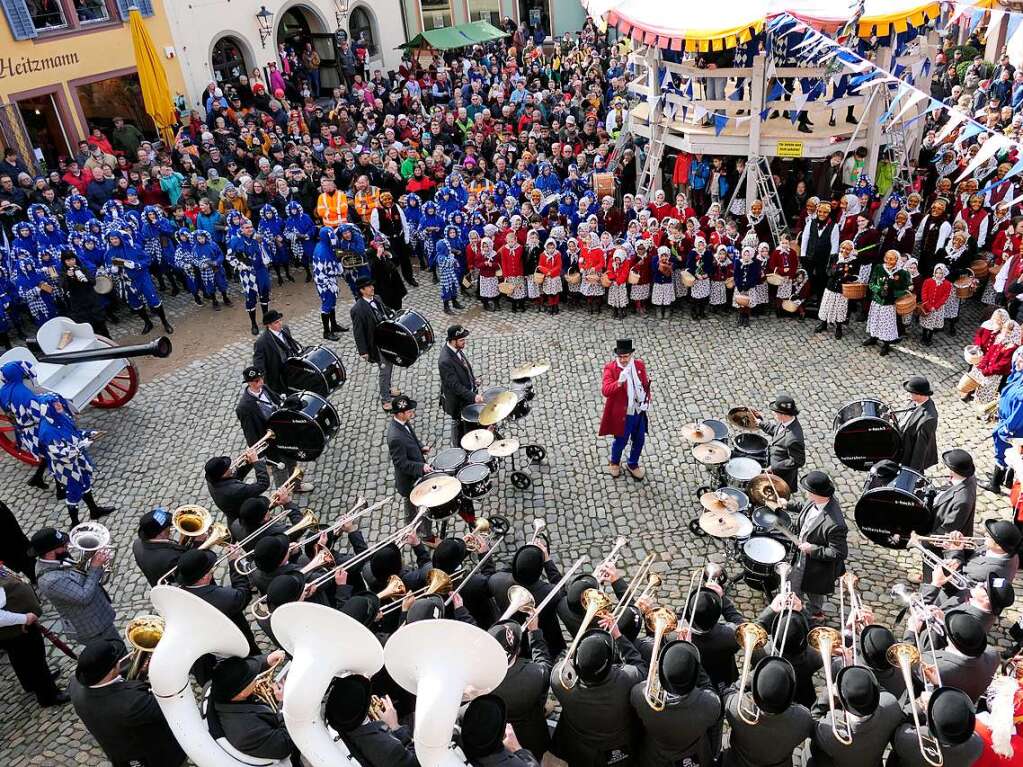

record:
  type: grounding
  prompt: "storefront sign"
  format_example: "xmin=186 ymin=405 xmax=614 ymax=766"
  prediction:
xmin=0 ymin=53 xmax=81 ymax=80
xmin=776 ymin=141 xmax=804 ymax=158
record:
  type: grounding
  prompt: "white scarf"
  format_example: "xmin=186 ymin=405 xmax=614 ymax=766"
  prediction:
xmin=618 ymin=359 xmax=647 ymax=411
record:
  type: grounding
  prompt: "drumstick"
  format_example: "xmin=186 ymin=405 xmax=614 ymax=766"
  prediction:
xmin=770 ymin=519 xmax=801 ymax=547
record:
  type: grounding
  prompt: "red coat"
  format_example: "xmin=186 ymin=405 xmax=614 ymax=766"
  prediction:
xmin=921 ymin=277 xmax=953 ymax=313
xmin=538 ymin=252 xmax=561 ymax=277
xmin=978 ymin=341 xmax=1018 ymax=377
xmin=767 ymin=247 xmax=798 ymax=278
xmin=606 ymin=256 xmax=633 ymax=285
xmin=599 ymin=358 xmax=651 ymax=436
xmin=478 ymin=253 xmax=500 ymax=278
xmin=466 ymin=241 xmax=483 ymax=271
xmin=499 ymin=245 xmax=524 ymax=277
xmin=974 ymin=326 xmax=998 ymax=351
xmin=580 ymin=245 xmax=605 ymax=272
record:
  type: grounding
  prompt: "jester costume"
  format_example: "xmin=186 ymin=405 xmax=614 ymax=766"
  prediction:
xmin=311 ymin=227 xmax=346 ymax=340
xmin=0 ymin=361 xmax=48 ymax=487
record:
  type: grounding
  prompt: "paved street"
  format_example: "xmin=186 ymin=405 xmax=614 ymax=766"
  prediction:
xmin=0 ymin=281 xmax=1012 ymax=765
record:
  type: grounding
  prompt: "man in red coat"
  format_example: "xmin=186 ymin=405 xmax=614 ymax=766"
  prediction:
xmin=599 ymin=339 xmax=651 ymax=479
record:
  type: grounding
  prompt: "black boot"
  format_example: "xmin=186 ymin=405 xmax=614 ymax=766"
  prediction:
xmin=169 ymin=274 xmax=180 ymax=297
xmin=135 ymin=309 xmax=154 ymax=335
xmin=879 ymin=341 xmax=891 ymax=356
xmin=948 ymin=319 xmax=957 ymax=336
xmin=55 ymin=484 xmax=65 ymax=501
xmin=284 ymin=266 xmax=296 ymax=283
xmin=861 ymin=336 xmax=877 ymax=346
xmin=443 ymin=301 xmax=453 ymax=315
xmin=248 ymin=310 xmax=259 ymax=335
xmin=305 ymin=266 xmax=312 ymax=283
xmin=66 ymin=504 xmax=80 ymax=527
xmin=921 ymin=329 xmax=932 ymax=346
xmin=1005 ymin=468 xmax=1016 ymax=489
xmin=83 ymin=491 xmax=114 ymax=520
xmin=451 ymin=298 xmax=465 ymax=310
xmin=211 ymin=295 xmax=221 ymax=311
xmin=846 ymin=105 xmax=856 ymax=124
xmin=192 ymin=292 xmax=203 ymax=306
xmin=0 ymin=332 xmax=10 ymax=351
xmin=155 ymin=272 xmax=168 ymax=292
xmin=221 ymin=291 xmax=232 ymax=306
xmin=27 ymin=464 xmax=48 ymax=489
xmin=274 ymin=265 xmax=284 ymax=286
xmin=329 ymin=309 xmax=348 ymax=333
xmin=154 ymin=305 xmax=174 ymax=334
xmin=814 ymin=321 xmax=828 ymax=333
xmin=321 ymin=313 xmax=341 ymax=341
xmin=432 ymin=268 xmax=439 ymax=284
xmin=984 ymin=466 xmax=1007 ymax=494
xmin=835 ymin=323 xmax=843 ymax=340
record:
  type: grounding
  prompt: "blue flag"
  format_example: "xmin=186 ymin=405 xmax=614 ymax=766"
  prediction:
xmin=714 ymin=113 xmax=728 ymax=136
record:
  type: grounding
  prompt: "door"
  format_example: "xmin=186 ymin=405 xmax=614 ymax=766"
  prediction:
xmin=15 ymin=93 xmax=71 ymax=171
xmin=311 ymin=32 xmax=341 ymax=91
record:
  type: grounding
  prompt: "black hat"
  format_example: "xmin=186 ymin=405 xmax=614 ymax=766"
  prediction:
xmin=262 ymin=309 xmax=284 ymax=325
xmin=616 ymin=605 xmax=643 ymax=642
xmin=432 ymin=538 xmax=467 ymax=574
xmin=688 ymin=588 xmax=723 ymax=634
xmin=211 ymin=656 xmax=260 ymax=702
xmin=138 ymin=507 xmax=172 ymax=539
xmin=511 ymin=545 xmax=544 ymax=586
xmin=460 ymin=694 xmax=507 ymax=759
xmin=903 ymin=375 xmax=933 ymax=396
xmin=370 ymin=542 xmax=402 ymax=579
xmin=266 ymin=573 xmax=305 ymax=608
xmin=860 ymin=625 xmax=896 ymax=671
xmin=941 ymin=449 xmax=975 ymax=478
xmin=391 ymin=395 xmax=417 ymax=413
xmin=340 ymin=594 xmax=381 ymax=626
xmin=204 ymin=455 xmax=231 ymax=480
xmin=325 ymin=674 xmax=372 ymax=733
xmin=770 ymin=394 xmax=798 ymax=416
xmin=176 ymin=549 xmax=216 ymax=585
xmin=75 ymin=640 xmax=120 ymax=685
xmin=29 ymin=527 xmax=66 ymax=557
xmin=928 ymin=687 xmax=977 ymax=747
xmin=487 ymin=619 xmax=523 ymax=657
xmin=944 ymin=612 xmax=987 ymax=657
xmin=986 ymin=574 xmax=1015 ymax=615
xmin=242 ymin=365 xmax=263 ymax=383
xmin=800 ymin=470 xmax=835 ymax=498
xmin=575 ymin=629 xmax=615 ymax=686
xmin=772 ymin=610 xmax=808 ymax=656
xmin=406 ymin=594 xmax=445 ymax=623
xmin=566 ymin=575 xmax=599 ymax=616
xmin=751 ymin=656 xmax=797 ymax=715
xmin=253 ymin=535 xmax=289 ymax=572
xmin=355 ymin=276 xmax=375 ymax=290
xmin=446 ymin=324 xmax=470 ymax=341
xmin=835 ymin=665 xmax=880 ymax=717
xmin=986 ymin=519 xmax=1022 ymax=555
xmin=614 ymin=338 xmax=634 ymax=355
xmin=659 ymin=640 xmax=700 ymax=696
xmin=239 ymin=497 xmax=271 ymax=527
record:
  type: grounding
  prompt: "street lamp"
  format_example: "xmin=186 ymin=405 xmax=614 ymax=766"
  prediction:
xmin=255 ymin=5 xmax=274 ymax=48
xmin=333 ymin=0 xmax=350 ymax=31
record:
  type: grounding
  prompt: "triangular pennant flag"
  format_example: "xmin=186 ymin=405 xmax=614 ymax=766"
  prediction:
xmin=661 ymin=69 xmax=674 ymax=91
xmin=735 ymin=115 xmax=751 ymax=125
xmin=903 ymin=98 xmax=947 ymax=129
xmin=957 ymin=135 xmax=1010 ymax=182
xmin=767 ymin=82 xmax=785 ymax=102
xmin=1008 ymin=13 xmax=1023 ymax=44
xmin=934 ymin=111 xmax=965 ymax=143
xmin=729 ymin=87 xmax=745 ymax=101
xmin=765 ymin=59 xmax=777 ymax=79
xmin=760 ymin=108 xmax=770 ymax=121
xmin=662 ymin=101 xmax=676 ymax=120
xmin=1005 ymin=156 xmax=1023 ymax=181
xmin=693 ymin=104 xmax=707 ymax=121
xmin=960 ymin=121 xmax=985 ymax=141
xmin=910 ymin=59 xmax=925 ymax=81
xmin=714 ymin=113 xmax=729 ymax=136
xmin=684 ymin=80 xmax=694 ymax=99
xmin=892 ymin=90 xmax=927 ymax=123
xmin=791 ymin=90 xmax=810 ymax=122
xmin=967 ymin=8 xmax=984 ymax=35
xmin=878 ymin=83 xmax=910 ymax=124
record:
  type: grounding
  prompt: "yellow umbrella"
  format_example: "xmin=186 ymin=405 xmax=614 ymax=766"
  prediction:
xmin=129 ymin=7 xmax=176 ymax=145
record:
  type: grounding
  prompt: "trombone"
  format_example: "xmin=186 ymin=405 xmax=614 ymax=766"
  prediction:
xmin=529 ymin=519 xmax=548 ymax=546
xmin=642 ymin=607 xmax=678 ymax=711
xmin=734 ymin=622 xmax=769 ymax=725
xmin=233 ymin=509 xmax=320 ymax=576
xmin=592 ymin=536 xmax=628 ymax=577
xmin=378 ymin=568 xmax=462 ymax=616
xmin=289 ymin=498 xmax=387 ymax=552
xmin=377 ymin=574 xmax=407 ymax=602
xmin=888 ymin=642 xmax=944 ymax=766
xmin=230 ymin=430 xmax=277 ymax=471
xmin=558 ymin=587 xmax=613 ymax=688
xmin=609 ymin=554 xmax=657 ymax=623
xmin=890 ymin=583 xmax=944 ymax=689
xmin=838 ymin=573 xmax=865 ymax=665
xmin=446 ymin=529 xmax=510 ymax=605
xmin=771 ymin=563 xmax=798 ymax=654
xmin=518 ymin=557 xmax=588 ymax=627
xmin=808 ymin=626 xmax=853 ymax=746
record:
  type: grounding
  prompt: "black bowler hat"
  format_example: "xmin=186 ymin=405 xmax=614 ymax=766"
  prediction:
xmin=986 ymin=519 xmax=1022 ymax=555
xmin=836 ymin=665 xmax=880 ymax=717
xmin=204 ymin=455 xmax=231 ymax=480
xmin=446 ymin=324 xmax=470 ymax=341
xmin=566 ymin=575 xmax=599 ymax=616
xmin=752 ymin=656 xmax=797 ymax=715
xmin=944 ymin=612 xmax=987 ymax=657
xmin=262 ymin=309 xmax=284 ymax=325
xmin=512 ymin=544 xmax=544 ymax=586
xmin=75 ymin=640 xmax=121 ymax=685
xmin=688 ymin=588 xmax=723 ymax=633
xmin=859 ymin=625 xmax=896 ymax=671
xmin=800 ymin=470 xmax=835 ymax=498
xmin=659 ymin=640 xmax=700 ymax=696
xmin=138 ymin=507 xmax=172 ymax=539
xmin=266 ymin=572 xmax=305 ymax=609
xmin=616 ymin=605 xmax=643 ymax=642
xmin=211 ymin=656 xmax=261 ymax=702
xmin=340 ymin=594 xmax=382 ymax=627
xmin=325 ymin=674 xmax=372 ymax=733
xmin=772 ymin=611 xmax=808 ymax=656
xmin=391 ymin=395 xmax=417 ymax=413
xmin=460 ymin=694 xmax=507 ymax=759
xmin=986 ymin=574 xmax=1015 ymax=615
xmin=239 ymin=497 xmax=271 ymax=526
xmin=770 ymin=394 xmax=799 ymax=416
xmin=488 ymin=619 xmax=524 ymax=657
xmin=370 ymin=542 xmax=402 ymax=579
xmin=242 ymin=365 xmax=263 ymax=382
xmin=28 ymin=527 xmax=66 ymax=557
xmin=253 ymin=535 xmax=289 ymax=572
xmin=942 ymin=449 xmax=975 ymax=478
xmin=176 ymin=549 xmax=216 ymax=585
xmin=406 ymin=594 xmax=445 ymax=623
xmin=614 ymin=338 xmax=634 ymax=355
xmin=432 ymin=537 xmax=467 ymax=574
xmin=903 ymin=375 xmax=933 ymax=396
xmin=355 ymin=276 xmax=375 ymax=290
xmin=928 ymin=687 xmax=977 ymax=747
xmin=575 ymin=629 xmax=615 ymax=686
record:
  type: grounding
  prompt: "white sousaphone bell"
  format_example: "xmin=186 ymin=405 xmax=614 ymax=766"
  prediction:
xmin=384 ymin=619 xmax=508 ymax=767
xmin=271 ymin=601 xmax=385 ymax=766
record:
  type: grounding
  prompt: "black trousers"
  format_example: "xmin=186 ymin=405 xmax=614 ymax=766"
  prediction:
xmin=0 ymin=628 xmax=60 ymax=703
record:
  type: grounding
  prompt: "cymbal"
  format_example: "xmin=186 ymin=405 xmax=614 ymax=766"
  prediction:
xmin=748 ymin=474 xmax=791 ymax=509
xmin=510 ymin=361 xmax=550 ymax=380
xmin=460 ymin=428 xmax=495 ymax=451
xmin=726 ymin=406 xmax=760 ymax=431
xmin=479 ymin=392 xmax=518 ymax=426
xmin=409 ymin=474 xmax=462 ymax=508
xmin=488 ymin=438 xmax=520 ymax=457
xmin=700 ymin=490 xmax=739 ymax=514
xmin=698 ymin=512 xmax=748 ymax=539
xmin=681 ymin=422 xmax=714 ymax=445
xmin=692 ymin=440 xmax=731 ymax=466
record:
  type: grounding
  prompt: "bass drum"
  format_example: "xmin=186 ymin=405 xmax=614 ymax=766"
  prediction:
xmin=285 ymin=346 xmax=346 ymax=398
xmin=268 ymin=391 xmax=340 ymax=461
xmin=833 ymin=398 xmax=902 ymax=471
xmin=377 ymin=310 xmax=435 ymax=368
xmin=854 ymin=462 xmax=933 ymax=549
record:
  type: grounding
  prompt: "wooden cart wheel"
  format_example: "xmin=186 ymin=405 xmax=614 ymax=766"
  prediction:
xmin=0 ymin=412 xmax=41 ymax=465
xmin=90 ymin=335 xmax=140 ymax=409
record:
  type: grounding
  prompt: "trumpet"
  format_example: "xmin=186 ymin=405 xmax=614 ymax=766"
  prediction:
xmin=643 ymin=607 xmax=678 ymax=711
xmin=230 ymin=430 xmax=276 ymax=471
xmin=529 ymin=518 xmax=548 ymax=546
xmin=368 ymin=694 xmax=387 ymax=721
xmin=269 ymin=467 xmax=305 ymax=507
xmin=463 ymin=518 xmax=492 ymax=553
xmin=907 ymin=538 xmax=975 ymax=590
xmin=171 ymin=505 xmax=213 ymax=545
xmin=121 ymin=615 xmax=164 ymax=680
xmin=888 ymin=643 xmax=944 ymax=766
xmin=251 ymin=656 xmax=288 ymax=714
xmin=808 ymin=626 xmax=852 ymax=746
xmin=378 ymin=568 xmax=462 ymax=616
xmin=558 ymin=587 xmax=613 ymax=688
xmin=913 ymin=533 xmax=985 ymax=551
xmin=233 ymin=509 xmax=319 ymax=577
xmin=734 ymin=622 xmax=769 ymax=725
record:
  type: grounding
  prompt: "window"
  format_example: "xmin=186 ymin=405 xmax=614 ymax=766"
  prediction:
xmin=348 ymin=6 xmax=376 ymax=56
xmin=419 ymin=0 xmax=451 ymax=30
xmin=27 ymin=0 xmax=68 ymax=31
xmin=74 ymin=0 xmax=109 ymax=24
xmin=468 ymin=0 xmax=499 ymax=25
xmin=212 ymin=36 xmax=248 ymax=85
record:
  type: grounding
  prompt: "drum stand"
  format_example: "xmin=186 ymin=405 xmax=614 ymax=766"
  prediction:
xmin=493 ymin=416 xmax=547 ymax=493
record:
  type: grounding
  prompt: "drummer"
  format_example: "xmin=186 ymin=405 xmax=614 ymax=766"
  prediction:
xmin=439 ymin=325 xmax=483 ymax=447
xmin=386 ymin=395 xmax=436 ymax=543
xmin=350 ymin=277 xmax=399 ymax=412
xmin=785 ymin=471 xmax=848 ymax=623
xmin=755 ymin=394 xmax=805 ymax=494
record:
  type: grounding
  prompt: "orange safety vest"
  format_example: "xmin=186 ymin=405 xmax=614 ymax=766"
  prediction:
xmin=353 ymin=187 xmax=380 ymax=222
xmin=316 ymin=191 xmax=348 ymax=227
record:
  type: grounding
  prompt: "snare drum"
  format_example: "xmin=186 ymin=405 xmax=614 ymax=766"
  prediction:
xmin=592 ymin=172 xmax=616 ymax=198
xmin=833 ymin=398 xmax=902 ymax=471
xmin=468 ymin=448 xmax=497 ymax=472
xmin=741 ymin=536 xmax=789 ymax=592
xmin=854 ymin=462 xmax=933 ymax=549
xmin=432 ymin=447 xmax=468 ymax=476
xmin=732 ymin=432 xmax=769 ymax=465
xmin=725 ymin=457 xmax=761 ymax=490
xmin=457 ymin=463 xmax=493 ymax=499
xmin=376 ymin=309 xmax=435 ymax=367
xmin=285 ymin=345 xmax=346 ymax=397
xmin=268 ymin=391 xmax=340 ymax=461
xmin=94 ymin=273 xmax=114 ymax=295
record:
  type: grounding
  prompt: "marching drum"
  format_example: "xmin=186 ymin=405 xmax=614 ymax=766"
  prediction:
xmin=833 ymin=398 xmax=902 ymax=471
xmin=592 ymin=172 xmax=616 ymax=198
xmin=285 ymin=346 xmax=346 ymax=397
xmin=732 ymin=432 xmax=768 ymax=464
xmin=432 ymin=447 xmax=468 ymax=476
xmin=854 ymin=463 xmax=933 ymax=549
xmin=376 ymin=309 xmax=435 ymax=367
xmin=94 ymin=273 xmax=114 ymax=295
xmin=741 ymin=536 xmax=789 ymax=592
xmin=456 ymin=463 xmax=493 ymax=499
xmin=725 ymin=457 xmax=761 ymax=490
xmin=268 ymin=391 xmax=340 ymax=461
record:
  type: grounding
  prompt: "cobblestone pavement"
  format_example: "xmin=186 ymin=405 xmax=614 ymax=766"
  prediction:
xmin=0 ymin=279 xmax=1012 ymax=765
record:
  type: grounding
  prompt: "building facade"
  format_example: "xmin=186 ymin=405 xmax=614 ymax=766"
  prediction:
xmin=0 ymin=0 xmax=186 ymax=171
xmin=402 ymin=0 xmax=585 ymax=39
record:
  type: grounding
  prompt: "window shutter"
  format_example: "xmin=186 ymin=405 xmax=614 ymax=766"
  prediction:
xmin=114 ymin=0 xmax=133 ymax=20
xmin=137 ymin=0 xmax=154 ymax=16
xmin=1 ymin=0 xmax=38 ymax=40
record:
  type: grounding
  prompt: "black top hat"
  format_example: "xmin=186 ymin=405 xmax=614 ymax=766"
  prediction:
xmin=487 ymin=619 xmax=523 ymax=657
xmin=941 ymin=449 xmax=975 ymax=478
xmin=325 ymin=674 xmax=372 ymax=733
xmin=512 ymin=545 xmax=544 ymax=586
xmin=903 ymin=375 xmax=933 ymax=396
xmin=769 ymin=394 xmax=799 ymax=416
xmin=614 ymin=338 xmax=634 ymax=355
xmin=752 ymin=656 xmax=797 ymax=715
xmin=659 ymin=640 xmax=700 ymax=696
xmin=406 ymin=594 xmax=445 ymax=623
xmin=176 ymin=549 xmax=217 ymax=585
xmin=28 ymin=527 xmax=66 ymax=557
xmin=204 ymin=455 xmax=231 ymax=480
xmin=566 ymin=575 xmax=599 ymax=616
xmin=211 ymin=656 xmax=261 ymax=702
xmin=944 ymin=612 xmax=987 ymax=657
xmin=460 ymin=694 xmax=507 ymax=759
xmin=340 ymin=594 xmax=381 ymax=627
xmin=859 ymin=625 xmax=896 ymax=671
xmin=432 ymin=537 xmax=467 ymax=574
xmin=928 ymin=687 xmax=977 ymax=747
xmin=242 ymin=365 xmax=263 ymax=383
xmin=75 ymin=640 xmax=120 ymax=685
xmin=391 ymin=395 xmax=417 ymax=413
xmin=800 ymin=470 xmax=835 ymax=498
xmin=370 ymin=543 xmax=402 ymax=580
xmin=355 ymin=276 xmax=375 ymax=290
xmin=575 ymin=629 xmax=615 ymax=686
xmin=138 ymin=507 xmax=172 ymax=539
xmin=446 ymin=324 xmax=470 ymax=341
xmin=986 ymin=519 xmax=1022 ymax=555
xmin=262 ymin=309 xmax=284 ymax=325
xmin=987 ymin=574 xmax=1015 ymax=615
xmin=835 ymin=665 xmax=880 ymax=717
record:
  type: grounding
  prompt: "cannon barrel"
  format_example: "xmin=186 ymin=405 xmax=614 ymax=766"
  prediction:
xmin=33 ymin=336 xmax=172 ymax=366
